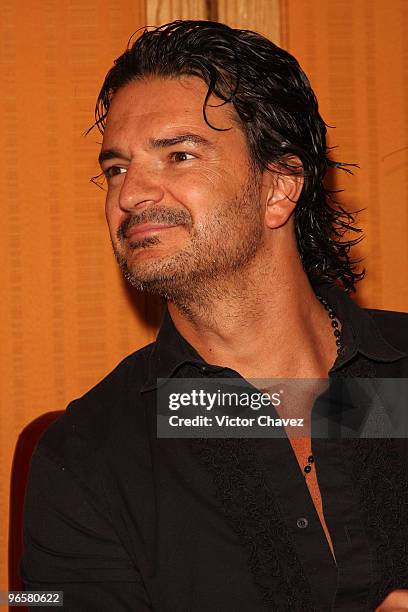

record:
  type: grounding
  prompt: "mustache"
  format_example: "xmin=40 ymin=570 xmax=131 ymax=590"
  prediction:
xmin=117 ymin=207 xmax=192 ymax=242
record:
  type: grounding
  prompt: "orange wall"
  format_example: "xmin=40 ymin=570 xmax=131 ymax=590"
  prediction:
xmin=0 ymin=0 xmax=158 ymax=591
xmin=281 ymin=0 xmax=408 ymax=311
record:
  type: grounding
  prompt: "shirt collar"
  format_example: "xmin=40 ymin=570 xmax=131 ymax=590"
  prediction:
xmin=141 ymin=308 xmax=206 ymax=392
xmin=315 ymin=280 xmax=406 ymax=371
xmin=140 ymin=281 xmax=407 ymax=392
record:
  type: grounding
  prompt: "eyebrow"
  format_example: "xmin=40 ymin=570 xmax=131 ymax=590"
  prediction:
xmin=98 ymin=148 xmax=129 ymax=165
xmin=148 ymin=133 xmax=215 ymax=150
xmin=98 ymin=133 xmax=215 ymax=166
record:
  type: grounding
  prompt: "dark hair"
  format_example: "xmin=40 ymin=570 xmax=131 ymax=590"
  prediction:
xmin=94 ymin=19 xmax=364 ymax=292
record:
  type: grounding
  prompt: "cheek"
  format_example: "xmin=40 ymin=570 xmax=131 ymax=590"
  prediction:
xmin=195 ymin=166 xmax=236 ymax=198
xmin=173 ymin=173 xmax=231 ymax=221
xmin=104 ymin=197 xmax=121 ymax=237
xmin=167 ymin=183 xmax=205 ymax=223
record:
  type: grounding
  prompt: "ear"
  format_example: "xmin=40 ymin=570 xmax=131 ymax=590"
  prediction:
xmin=264 ymin=157 xmax=304 ymax=229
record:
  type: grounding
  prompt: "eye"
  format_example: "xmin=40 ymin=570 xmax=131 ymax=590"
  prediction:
xmin=103 ymin=166 xmax=127 ymax=179
xmin=170 ymin=151 xmax=195 ymax=162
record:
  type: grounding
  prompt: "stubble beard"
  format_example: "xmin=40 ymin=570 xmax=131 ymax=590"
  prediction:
xmin=112 ymin=168 xmax=264 ymax=309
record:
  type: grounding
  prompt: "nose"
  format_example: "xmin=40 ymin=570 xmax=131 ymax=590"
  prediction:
xmin=118 ymin=165 xmax=165 ymax=212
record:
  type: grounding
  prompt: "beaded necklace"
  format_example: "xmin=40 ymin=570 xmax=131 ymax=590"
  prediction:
xmin=302 ymin=295 xmax=341 ymax=476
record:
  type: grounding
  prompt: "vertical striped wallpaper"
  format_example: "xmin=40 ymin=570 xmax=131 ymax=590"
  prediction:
xmin=281 ymin=0 xmax=408 ymax=311
xmin=0 ymin=0 xmax=153 ymax=590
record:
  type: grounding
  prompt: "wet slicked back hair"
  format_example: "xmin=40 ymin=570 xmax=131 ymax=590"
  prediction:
xmin=94 ymin=20 xmax=364 ymax=292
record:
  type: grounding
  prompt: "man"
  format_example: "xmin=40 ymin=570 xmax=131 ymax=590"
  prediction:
xmin=21 ymin=20 xmax=408 ymax=611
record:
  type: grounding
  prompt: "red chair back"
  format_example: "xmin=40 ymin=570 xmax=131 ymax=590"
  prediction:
xmin=8 ymin=411 xmax=63 ymax=609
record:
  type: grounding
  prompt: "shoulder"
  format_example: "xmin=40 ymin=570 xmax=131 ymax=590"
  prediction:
xmin=22 ymin=345 xmax=156 ymax=590
xmin=364 ymin=308 xmax=408 ymax=353
xmin=37 ymin=341 xmax=155 ymax=467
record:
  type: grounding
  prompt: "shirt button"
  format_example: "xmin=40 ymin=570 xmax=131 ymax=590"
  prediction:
xmin=296 ymin=517 xmax=309 ymax=529
xmin=199 ymin=365 xmax=210 ymax=375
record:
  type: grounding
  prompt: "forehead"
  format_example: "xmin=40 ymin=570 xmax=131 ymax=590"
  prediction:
xmin=102 ymin=76 xmax=241 ymax=145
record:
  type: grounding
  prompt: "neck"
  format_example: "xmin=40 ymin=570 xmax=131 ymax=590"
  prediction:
xmin=167 ymin=247 xmax=339 ymax=380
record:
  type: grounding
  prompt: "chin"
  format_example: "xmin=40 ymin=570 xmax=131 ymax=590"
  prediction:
xmin=122 ymin=269 xmax=188 ymax=300
xmin=113 ymin=242 xmax=212 ymax=301
xmin=118 ymin=254 xmax=188 ymax=290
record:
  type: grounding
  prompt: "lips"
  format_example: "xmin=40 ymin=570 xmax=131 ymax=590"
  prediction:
xmin=125 ymin=223 xmax=180 ymax=239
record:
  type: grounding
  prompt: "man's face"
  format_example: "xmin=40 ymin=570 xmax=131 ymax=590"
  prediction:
xmin=100 ymin=76 xmax=266 ymax=301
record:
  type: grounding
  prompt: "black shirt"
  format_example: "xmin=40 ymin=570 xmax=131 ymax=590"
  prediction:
xmin=20 ymin=282 xmax=408 ymax=611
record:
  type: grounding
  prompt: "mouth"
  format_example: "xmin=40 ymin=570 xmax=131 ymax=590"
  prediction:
xmin=125 ymin=223 xmax=181 ymax=241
